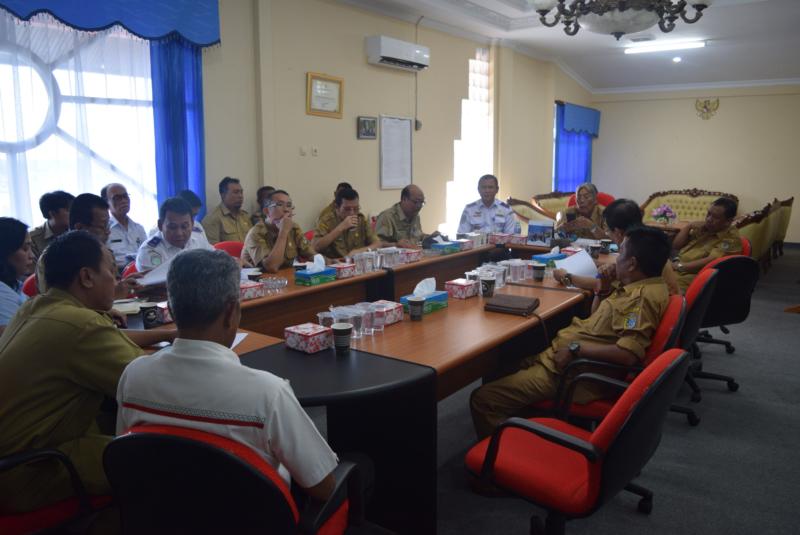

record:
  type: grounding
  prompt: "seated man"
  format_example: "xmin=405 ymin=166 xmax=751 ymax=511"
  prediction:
xmin=136 ymin=197 xmax=213 ymax=271
xmin=554 ymin=198 xmax=680 ymax=295
xmin=555 ymin=182 xmax=608 ymax=240
xmin=202 ymin=176 xmax=253 ymax=244
xmin=313 ymin=187 xmax=381 ymax=259
xmin=316 ymin=181 xmax=352 ymax=228
xmin=251 ymin=185 xmax=276 ymax=226
xmin=0 ymin=231 xmax=145 ymax=513
xmin=29 ymin=190 xmax=74 ymax=263
xmin=672 ymin=197 xmax=741 ymax=291
xmin=242 ymin=189 xmax=316 ymax=272
xmin=117 ymin=249 xmax=339 ymax=501
xmin=470 ymin=227 xmax=671 ymax=439
xmin=458 ymin=174 xmax=518 ymax=235
xmin=375 ymin=184 xmax=438 ymax=248
xmin=102 ymin=182 xmax=147 ymax=270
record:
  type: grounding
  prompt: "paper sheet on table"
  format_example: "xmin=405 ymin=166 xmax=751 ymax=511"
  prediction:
xmin=554 ymin=249 xmax=598 ymax=278
xmin=138 ymin=258 xmax=171 ymax=286
xmin=231 ymin=333 xmax=248 ymax=349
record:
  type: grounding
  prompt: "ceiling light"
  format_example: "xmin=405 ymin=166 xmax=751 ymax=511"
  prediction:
xmin=532 ymin=0 xmax=713 ymax=41
xmin=672 ymin=56 xmax=682 ymax=62
xmin=624 ymin=40 xmax=706 ymax=54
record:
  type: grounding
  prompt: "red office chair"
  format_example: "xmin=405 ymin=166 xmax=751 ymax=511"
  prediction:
xmin=466 ymin=349 xmax=690 ymax=535
xmin=104 ymin=425 xmax=359 ymax=535
xmin=213 ymin=240 xmax=245 ymax=258
xmin=305 ymin=229 xmax=315 ymax=241
xmin=121 ymin=262 xmax=138 ymax=278
xmin=21 ymin=274 xmax=37 ymax=298
xmin=678 ymin=269 xmax=719 ymax=404
xmin=0 ymin=449 xmax=112 ymax=535
xmin=567 ymin=192 xmax=615 ymax=208
xmin=739 ymin=236 xmax=751 ymax=258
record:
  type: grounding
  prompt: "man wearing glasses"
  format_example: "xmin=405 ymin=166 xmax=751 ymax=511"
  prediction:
xmin=101 ymin=183 xmax=147 ymax=270
xmin=241 ymin=190 xmax=316 ymax=272
xmin=313 ymin=188 xmax=381 ymax=259
xmin=375 ymin=184 xmax=438 ymax=248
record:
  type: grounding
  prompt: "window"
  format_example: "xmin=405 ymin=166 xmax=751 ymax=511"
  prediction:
xmin=0 ymin=12 xmax=157 ymax=228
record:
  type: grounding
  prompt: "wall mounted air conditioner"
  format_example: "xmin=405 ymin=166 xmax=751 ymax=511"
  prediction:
xmin=366 ymin=35 xmax=430 ymax=72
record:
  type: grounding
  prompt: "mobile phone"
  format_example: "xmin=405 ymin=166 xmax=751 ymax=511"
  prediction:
xmin=566 ymin=211 xmax=577 ymax=222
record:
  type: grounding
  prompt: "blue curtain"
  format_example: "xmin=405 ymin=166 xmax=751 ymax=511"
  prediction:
xmin=554 ymin=102 xmax=600 ymax=192
xmin=150 ymin=39 xmax=207 ymax=217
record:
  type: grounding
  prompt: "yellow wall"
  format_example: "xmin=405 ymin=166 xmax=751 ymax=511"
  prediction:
xmin=592 ymin=86 xmax=800 ymax=241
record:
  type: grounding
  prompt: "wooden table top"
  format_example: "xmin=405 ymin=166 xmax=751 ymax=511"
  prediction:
xmin=506 ymin=243 xmax=552 ymax=255
xmin=233 ymin=330 xmax=283 ymax=355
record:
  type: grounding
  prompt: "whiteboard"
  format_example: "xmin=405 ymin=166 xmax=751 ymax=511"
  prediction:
xmin=379 ymin=115 xmax=412 ymax=189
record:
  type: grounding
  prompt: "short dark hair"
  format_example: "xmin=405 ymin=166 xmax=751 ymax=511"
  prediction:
xmin=256 ymin=186 xmax=275 ymax=199
xmin=478 ymin=174 xmax=498 ymax=187
xmin=43 ymin=230 xmax=105 ymax=290
xmin=69 ymin=194 xmax=108 ymax=229
xmin=335 ymin=187 xmax=359 ymax=207
xmin=218 ymin=176 xmax=240 ymax=195
xmin=0 ymin=217 xmax=28 ymax=289
xmin=712 ymin=197 xmax=737 ymax=220
xmin=39 ymin=191 xmax=75 ymax=220
xmin=335 ymin=182 xmax=352 ymax=192
xmin=264 ymin=189 xmax=289 ymax=209
xmin=159 ymin=197 xmax=193 ymax=222
xmin=177 ymin=189 xmax=203 ymax=209
xmin=603 ymin=199 xmax=643 ymax=232
xmin=623 ymin=227 xmax=671 ymax=278
xmin=168 ymin=249 xmax=240 ymax=329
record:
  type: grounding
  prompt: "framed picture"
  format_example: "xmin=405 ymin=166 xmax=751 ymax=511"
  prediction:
xmin=306 ymin=72 xmax=343 ymax=119
xmin=357 ymin=116 xmax=377 ymax=139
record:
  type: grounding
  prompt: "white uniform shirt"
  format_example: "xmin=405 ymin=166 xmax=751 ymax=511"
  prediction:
xmin=116 ymin=338 xmax=338 ymax=488
xmin=457 ymin=198 xmax=519 ymax=234
xmin=108 ymin=214 xmax=147 ymax=268
xmin=134 ymin=227 xmax=213 ymax=271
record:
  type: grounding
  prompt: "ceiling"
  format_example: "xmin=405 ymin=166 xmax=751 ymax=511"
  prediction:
xmin=339 ymin=0 xmax=800 ymax=93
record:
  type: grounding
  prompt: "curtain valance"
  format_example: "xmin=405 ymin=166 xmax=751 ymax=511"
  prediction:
xmin=563 ymin=103 xmax=601 ymax=137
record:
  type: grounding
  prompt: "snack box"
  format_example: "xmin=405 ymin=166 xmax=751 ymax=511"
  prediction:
xmin=507 ymin=235 xmax=527 ymax=245
xmin=457 ymin=232 xmax=484 ymax=247
xmin=561 ymin=246 xmax=582 ymax=256
xmin=295 ymin=267 xmax=336 ymax=286
xmin=445 ymin=278 xmax=479 ymax=300
xmin=488 ymin=233 xmax=512 ymax=245
xmin=371 ymin=299 xmax=404 ymax=325
xmin=398 ymin=248 xmax=423 ymax=263
xmin=400 ymin=290 xmax=449 ymax=315
xmin=454 ymin=238 xmax=474 ymax=251
xmin=330 ymin=263 xmax=356 ymax=279
xmin=532 ymin=252 xmax=567 ymax=266
xmin=239 ymin=280 xmax=267 ymax=301
xmin=284 ymin=323 xmax=333 ymax=354
xmin=156 ymin=301 xmax=173 ymax=323
xmin=431 ymin=241 xmax=461 ymax=255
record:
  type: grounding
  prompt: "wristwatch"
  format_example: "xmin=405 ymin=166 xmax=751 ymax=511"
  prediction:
xmin=562 ymin=273 xmax=573 ymax=287
xmin=675 ymin=262 xmax=685 ymax=273
xmin=568 ymin=342 xmax=581 ymax=357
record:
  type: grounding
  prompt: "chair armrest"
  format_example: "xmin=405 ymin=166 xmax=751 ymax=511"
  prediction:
xmin=480 ymin=417 xmax=600 ymax=481
xmin=552 ymin=358 xmax=641 ymax=412
xmin=0 ymin=448 xmax=91 ymax=512
xmin=557 ymin=372 xmax=631 ymax=419
xmin=299 ymin=461 xmax=358 ymax=534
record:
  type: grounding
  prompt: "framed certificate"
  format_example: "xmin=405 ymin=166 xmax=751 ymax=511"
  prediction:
xmin=306 ymin=72 xmax=343 ymax=119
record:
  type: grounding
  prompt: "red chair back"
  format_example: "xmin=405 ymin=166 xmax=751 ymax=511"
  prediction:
xmin=304 ymin=229 xmax=315 ymax=241
xmin=643 ymin=294 xmax=686 ymax=364
xmin=739 ymin=236 xmax=751 ymax=257
xmin=680 ymin=269 xmax=718 ymax=350
xmin=567 ymin=192 xmax=616 ymax=208
xmin=698 ymin=255 xmax=759 ymax=328
xmin=121 ymin=262 xmax=138 ymax=278
xmin=21 ymin=274 xmax=37 ymax=297
xmin=214 ymin=241 xmax=244 ymax=258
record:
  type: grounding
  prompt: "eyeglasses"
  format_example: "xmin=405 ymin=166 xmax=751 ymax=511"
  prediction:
xmin=408 ymin=198 xmax=426 ymax=206
xmin=111 ymin=193 xmax=130 ymax=203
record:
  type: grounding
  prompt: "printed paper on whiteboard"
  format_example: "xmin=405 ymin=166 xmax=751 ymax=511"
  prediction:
xmin=554 ymin=249 xmax=598 ymax=278
xmin=380 ymin=116 xmax=412 ymax=189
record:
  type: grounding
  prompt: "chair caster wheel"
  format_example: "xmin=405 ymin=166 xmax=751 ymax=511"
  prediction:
xmin=727 ymin=381 xmax=739 ymax=392
xmin=687 ymin=413 xmax=701 ymax=426
xmin=690 ymin=391 xmax=702 ymax=403
xmin=637 ymin=496 xmax=653 ymax=514
xmin=530 ymin=516 xmax=545 ymax=535
xmin=725 ymin=345 xmax=735 ymax=354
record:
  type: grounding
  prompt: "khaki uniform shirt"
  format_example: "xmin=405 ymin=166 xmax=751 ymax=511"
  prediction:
xmin=0 ymin=289 xmax=142 ymax=510
xmin=677 ymin=226 xmax=742 ymax=290
xmin=315 ymin=201 xmax=337 ymax=228
xmin=561 ymin=204 xmax=607 ymax=239
xmin=242 ymin=221 xmax=316 ymax=269
xmin=536 ymin=277 xmax=669 ymax=373
xmin=314 ymin=211 xmax=379 ymax=259
xmin=375 ymin=203 xmax=424 ymax=244
xmin=29 ymin=222 xmax=56 ymax=263
xmin=202 ymin=203 xmax=253 ymax=244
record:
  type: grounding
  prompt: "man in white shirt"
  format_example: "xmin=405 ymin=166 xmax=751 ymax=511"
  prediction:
xmin=101 ymin=183 xmax=147 ymax=270
xmin=117 ymin=249 xmax=338 ymax=500
xmin=135 ymin=197 xmax=213 ymax=271
xmin=457 ymin=174 xmax=519 ymax=235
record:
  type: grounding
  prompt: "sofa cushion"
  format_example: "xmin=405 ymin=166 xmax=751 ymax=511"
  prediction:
xmin=641 ymin=189 xmax=739 ymax=223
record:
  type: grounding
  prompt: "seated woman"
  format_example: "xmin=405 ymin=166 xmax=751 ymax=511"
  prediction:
xmin=0 ymin=218 xmax=35 ymax=335
xmin=242 ymin=189 xmax=316 ymax=272
xmin=556 ymin=182 xmax=608 ymax=240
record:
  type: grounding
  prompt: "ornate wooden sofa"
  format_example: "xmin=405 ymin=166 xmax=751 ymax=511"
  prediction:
xmin=640 ymin=188 xmax=739 ymax=224
xmin=735 ymin=197 xmax=793 ymax=272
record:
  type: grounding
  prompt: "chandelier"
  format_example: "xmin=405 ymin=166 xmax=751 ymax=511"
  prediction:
xmin=532 ymin=0 xmax=712 ymax=40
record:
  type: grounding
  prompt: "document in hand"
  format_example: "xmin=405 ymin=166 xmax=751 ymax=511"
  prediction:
xmin=138 ymin=258 xmax=171 ymax=286
xmin=554 ymin=249 xmax=598 ymax=278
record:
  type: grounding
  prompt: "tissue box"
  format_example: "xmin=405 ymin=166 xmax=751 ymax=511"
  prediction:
xmin=400 ymin=291 xmax=449 ymax=314
xmin=532 ymin=252 xmax=567 ymax=266
xmin=330 ymin=263 xmax=356 ymax=279
xmin=156 ymin=301 xmax=173 ymax=323
xmin=371 ymin=299 xmax=403 ymax=325
xmin=445 ymin=278 xmax=479 ymax=299
xmin=454 ymin=239 xmax=474 ymax=251
xmin=431 ymin=241 xmax=460 ymax=255
xmin=284 ymin=323 xmax=333 ymax=354
xmin=239 ymin=280 xmax=267 ymax=301
xmin=295 ymin=267 xmax=336 ymax=286
xmin=507 ymin=235 xmax=527 ymax=245
xmin=488 ymin=233 xmax=512 ymax=245
xmin=398 ymin=248 xmax=423 ymax=263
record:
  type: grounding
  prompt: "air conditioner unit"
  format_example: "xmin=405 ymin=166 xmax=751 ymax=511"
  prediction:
xmin=366 ymin=35 xmax=430 ymax=72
